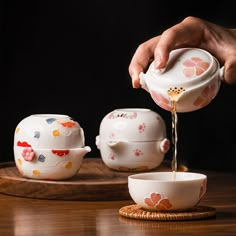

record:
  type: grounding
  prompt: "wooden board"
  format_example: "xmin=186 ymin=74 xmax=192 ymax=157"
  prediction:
xmin=0 ymin=158 xmax=188 ymax=201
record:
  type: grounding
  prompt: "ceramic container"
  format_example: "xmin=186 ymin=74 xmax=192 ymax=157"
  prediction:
xmin=128 ymin=172 xmax=207 ymax=211
xmin=96 ymin=108 xmax=170 ymax=171
xmin=140 ymin=48 xmax=223 ymax=112
xmin=14 ymin=114 xmax=91 ymax=180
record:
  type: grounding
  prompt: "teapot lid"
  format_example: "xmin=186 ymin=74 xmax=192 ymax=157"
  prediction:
xmin=147 ymin=48 xmax=218 ymax=88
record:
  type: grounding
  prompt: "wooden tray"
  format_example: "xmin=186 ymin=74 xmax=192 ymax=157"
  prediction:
xmin=0 ymin=158 xmax=188 ymax=201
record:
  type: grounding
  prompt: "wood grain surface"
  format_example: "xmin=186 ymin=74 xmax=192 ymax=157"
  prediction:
xmin=0 ymin=157 xmax=188 ymax=201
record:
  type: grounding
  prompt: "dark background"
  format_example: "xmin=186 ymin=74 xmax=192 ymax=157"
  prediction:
xmin=2 ymin=1 xmax=236 ymax=171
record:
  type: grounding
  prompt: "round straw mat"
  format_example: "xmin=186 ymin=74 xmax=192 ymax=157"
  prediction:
xmin=119 ymin=204 xmax=216 ymax=221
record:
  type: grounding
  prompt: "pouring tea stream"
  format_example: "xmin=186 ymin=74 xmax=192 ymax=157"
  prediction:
xmin=139 ymin=48 xmax=224 ymax=176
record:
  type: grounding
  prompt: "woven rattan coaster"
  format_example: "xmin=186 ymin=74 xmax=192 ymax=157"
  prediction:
xmin=119 ymin=204 xmax=216 ymax=221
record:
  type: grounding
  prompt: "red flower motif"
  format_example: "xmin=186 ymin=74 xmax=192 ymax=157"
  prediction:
xmin=58 ymin=121 xmax=76 ymax=128
xmin=17 ymin=141 xmax=31 ymax=147
xmin=52 ymin=150 xmax=70 ymax=156
xmin=144 ymin=192 xmax=172 ymax=210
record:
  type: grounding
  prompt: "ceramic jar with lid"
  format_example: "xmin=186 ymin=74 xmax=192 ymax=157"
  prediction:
xmin=96 ymin=108 xmax=170 ymax=171
xmin=14 ymin=114 xmax=91 ymax=180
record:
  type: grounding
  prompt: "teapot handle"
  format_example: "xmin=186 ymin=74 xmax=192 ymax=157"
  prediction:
xmin=139 ymin=72 xmax=149 ymax=92
xmin=219 ymin=66 xmax=225 ymax=81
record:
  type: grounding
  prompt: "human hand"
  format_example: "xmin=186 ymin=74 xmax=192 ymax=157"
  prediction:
xmin=128 ymin=16 xmax=236 ymax=88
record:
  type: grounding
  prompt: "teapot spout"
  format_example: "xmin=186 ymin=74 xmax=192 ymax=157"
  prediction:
xmin=107 ymin=140 xmax=128 ymax=149
xmin=83 ymin=146 xmax=91 ymax=155
xmin=75 ymin=146 xmax=91 ymax=158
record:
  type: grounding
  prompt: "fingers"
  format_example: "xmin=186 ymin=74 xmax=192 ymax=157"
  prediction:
xmin=128 ymin=17 xmax=206 ymax=88
xmin=128 ymin=36 xmax=160 ymax=88
xmin=154 ymin=17 xmax=205 ymax=69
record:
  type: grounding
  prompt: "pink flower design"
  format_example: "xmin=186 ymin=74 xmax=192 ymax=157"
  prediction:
xmin=160 ymin=138 xmax=170 ymax=154
xmin=108 ymin=153 xmax=115 ymax=160
xmin=138 ymin=123 xmax=146 ymax=133
xmin=133 ymin=149 xmax=143 ymax=156
xmin=144 ymin=193 xmax=172 ymax=210
xmin=183 ymin=57 xmax=210 ymax=77
xmin=150 ymin=90 xmax=171 ymax=111
xmin=193 ymin=84 xmax=217 ymax=108
xmin=22 ymin=147 xmax=35 ymax=161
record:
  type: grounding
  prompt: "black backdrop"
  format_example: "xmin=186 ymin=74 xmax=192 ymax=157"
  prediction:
xmin=2 ymin=1 xmax=236 ymax=171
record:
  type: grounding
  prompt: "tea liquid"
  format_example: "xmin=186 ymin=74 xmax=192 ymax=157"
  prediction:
xmin=170 ymin=99 xmax=178 ymax=181
xmin=168 ymin=87 xmax=184 ymax=181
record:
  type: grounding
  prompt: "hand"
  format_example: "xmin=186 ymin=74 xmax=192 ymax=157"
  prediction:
xmin=128 ymin=16 xmax=236 ymax=88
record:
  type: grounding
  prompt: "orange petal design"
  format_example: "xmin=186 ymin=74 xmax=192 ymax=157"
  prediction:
xmin=59 ymin=121 xmax=76 ymax=128
xmin=52 ymin=130 xmax=60 ymax=136
xmin=201 ymin=86 xmax=210 ymax=97
xmin=183 ymin=59 xmax=196 ymax=66
xmin=159 ymin=198 xmax=173 ymax=208
xmin=32 ymin=170 xmax=40 ymax=176
xmin=150 ymin=91 xmax=171 ymax=111
xmin=196 ymin=67 xmax=205 ymax=76
xmin=144 ymin=192 xmax=173 ymax=210
xmin=183 ymin=67 xmax=196 ymax=77
xmin=193 ymin=96 xmax=205 ymax=106
xmin=17 ymin=158 xmax=22 ymax=166
xmin=198 ymin=61 xmax=210 ymax=69
xmin=183 ymin=57 xmax=209 ymax=77
xmin=144 ymin=198 xmax=156 ymax=207
xmin=150 ymin=193 xmax=162 ymax=203
xmin=65 ymin=161 xmax=72 ymax=169
xmin=191 ymin=57 xmax=203 ymax=63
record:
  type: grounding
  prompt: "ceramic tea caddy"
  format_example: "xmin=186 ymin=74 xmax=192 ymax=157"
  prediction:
xmin=14 ymin=114 xmax=91 ymax=180
xmin=139 ymin=48 xmax=224 ymax=112
xmin=96 ymin=108 xmax=170 ymax=171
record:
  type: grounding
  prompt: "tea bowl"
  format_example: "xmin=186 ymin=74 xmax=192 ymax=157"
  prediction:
xmin=14 ymin=114 xmax=91 ymax=180
xmin=128 ymin=172 xmax=207 ymax=211
xmin=96 ymin=108 xmax=170 ymax=171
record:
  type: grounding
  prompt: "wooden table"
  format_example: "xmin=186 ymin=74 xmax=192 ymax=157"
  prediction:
xmin=0 ymin=160 xmax=236 ymax=236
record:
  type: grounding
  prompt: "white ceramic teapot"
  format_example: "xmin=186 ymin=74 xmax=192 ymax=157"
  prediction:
xmin=14 ymin=114 xmax=91 ymax=180
xmin=139 ymin=48 xmax=224 ymax=112
xmin=96 ymin=108 xmax=170 ymax=171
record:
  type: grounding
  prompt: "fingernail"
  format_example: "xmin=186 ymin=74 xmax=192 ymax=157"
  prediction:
xmin=132 ymin=78 xmax=140 ymax=88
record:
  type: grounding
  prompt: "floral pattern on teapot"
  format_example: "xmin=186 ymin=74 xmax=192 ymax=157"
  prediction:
xmin=149 ymin=56 xmax=217 ymax=112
